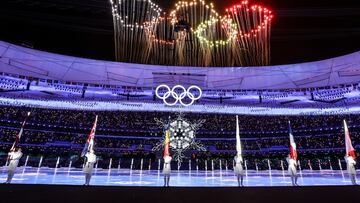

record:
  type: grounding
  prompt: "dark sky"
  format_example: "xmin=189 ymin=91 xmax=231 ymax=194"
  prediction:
xmin=0 ymin=0 xmax=359 ymax=65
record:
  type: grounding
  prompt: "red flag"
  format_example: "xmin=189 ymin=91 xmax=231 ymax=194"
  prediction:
xmin=344 ymin=120 xmax=356 ymax=159
xmin=81 ymin=115 xmax=98 ymax=157
xmin=288 ymin=121 xmax=297 ymax=161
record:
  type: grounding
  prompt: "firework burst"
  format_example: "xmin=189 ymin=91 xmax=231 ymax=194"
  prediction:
xmin=110 ymin=0 xmax=274 ymax=67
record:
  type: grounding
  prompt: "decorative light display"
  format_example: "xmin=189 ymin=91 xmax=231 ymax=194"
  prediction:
xmin=143 ymin=16 xmax=177 ymax=65
xmin=193 ymin=16 xmax=238 ymax=47
xmin=155 ymin=84 xmax=202 ymax=107
xmin=225 ymin=0 xmax=274 ymax=66
xmin=109 ymin=0 xmax=162 ymax=63
xmin=110 ymin=0 xmax=274 ymax=67
xmin=152 ymin=114 xmax=206 ymax=167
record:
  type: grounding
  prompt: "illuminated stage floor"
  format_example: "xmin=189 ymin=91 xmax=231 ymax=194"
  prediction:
xmin=0 ymin=167 xmax=357 ymax=187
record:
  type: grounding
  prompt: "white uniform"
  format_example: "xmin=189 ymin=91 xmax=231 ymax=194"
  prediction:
xmin=234 ymin=156 xmax=244 ymax=176
xmin=163 ymin=156 xmax=172 ymax=175
xmin=286 ymin=157 xmax=297 ymax=176
xmin=345 ymin=155 xmax=357 ymax=185
xmin=83 ymin=152 xmax=96 ymax=186
xmin=8 ymin=151 xmax=23 ymax=171
xmin=5 ymin=151 xmax=23 ymax=183
xmin=83 ymin=152 xmax=96 ymax=174
xmin=345 ymin=156 xmax=356 ymax=175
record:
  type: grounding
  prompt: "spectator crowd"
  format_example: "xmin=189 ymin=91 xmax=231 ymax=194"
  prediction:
xmin=0 ymin=106 xmax=359 ymax=170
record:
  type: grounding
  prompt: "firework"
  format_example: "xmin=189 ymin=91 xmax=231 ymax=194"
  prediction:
xmin=110 ymin=0 xmax=162 ymax=63
xmin=110 ymin=0 xmax=273 ymax=67
xmin=225 ymin=1 xmax=273 ymax=66
xmin=145 ymin=16 xmax=177 ymax=65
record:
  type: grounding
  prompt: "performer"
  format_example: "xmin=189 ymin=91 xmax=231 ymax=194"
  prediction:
xmin=81 ymin=115 xmax=98 ymax=186
xmin=234 ymin=115 xmax=244 ymax=187
xmin=163 ymin=119 xmax=172 ymax=187
xmin=287 ymin=121 xmax=298 ymax=186
xmin=234 ymin=155 xmax=244 ymax=187
xmin=83 ymin=149 xmax=97 ymax=186
xmin=286 ymin=154 xmax=298 ymax=186
xmin=4 ymin=148 xmax=23 ymax=184
xmin=4 ymin=112 xmax=30 ymax=184
xmin=345 ymin=155 xmax=357 ymax=185
xmin=343 ymin=120 xmax=357 ymax=185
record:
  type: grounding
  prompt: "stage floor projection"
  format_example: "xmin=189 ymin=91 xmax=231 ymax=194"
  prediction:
xmin=0 ymin=167 xmax=357 ymax=187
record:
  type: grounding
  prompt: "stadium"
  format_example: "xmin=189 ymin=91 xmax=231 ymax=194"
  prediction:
xmin=0 ymin=0 xmax=360 ymax=202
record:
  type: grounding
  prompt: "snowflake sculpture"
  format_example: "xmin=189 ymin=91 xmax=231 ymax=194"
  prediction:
xmin=152 ymin=113 xmax=206 ymax=168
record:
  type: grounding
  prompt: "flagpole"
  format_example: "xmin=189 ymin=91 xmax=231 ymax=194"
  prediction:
xmin=7 ymin=111 xmax=31 ymax=163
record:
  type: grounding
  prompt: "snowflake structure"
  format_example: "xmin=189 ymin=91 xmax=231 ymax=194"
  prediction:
xmin=152 ymin=113 xmax=206 ymax=167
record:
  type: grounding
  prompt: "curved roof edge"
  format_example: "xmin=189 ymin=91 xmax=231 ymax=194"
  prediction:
xmin=0 ymin=40 xmax=359 ymax=90
xmin=0 ymin=97 xmax=356 ymax=116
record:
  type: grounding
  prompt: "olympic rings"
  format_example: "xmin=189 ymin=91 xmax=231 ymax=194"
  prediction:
xmin=194 ymin=16 xmax=238 ymax=47
xmin=155 ymin=84 xmax=202 ymax=106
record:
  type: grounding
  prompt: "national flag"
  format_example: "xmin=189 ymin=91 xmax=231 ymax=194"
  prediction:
xmin=163 ymin=128 xmax=171 ymax=158
xmin=10 ymin=111 xmax=31 ymax=151
xmin=288 ymin=121 xmax=297 ymax=161
xmin=344 ymin=120 xmax=356 ymax=159
xmin=236 ymin=115 xmax=242 ymax=156
xmin=81 ymin=115 xmax=98 ymax=157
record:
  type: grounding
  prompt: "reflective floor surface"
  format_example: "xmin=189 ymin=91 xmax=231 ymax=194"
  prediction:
xmin=0 ymin=167 xmax=357 ymax=187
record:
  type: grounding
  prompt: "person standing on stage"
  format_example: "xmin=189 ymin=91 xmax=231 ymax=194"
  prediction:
xmin=234 ymin=115 xmax=244 ymax=187
xmin=287 ymin=121 xmax=298 ymax=186
xmin=234 ymin=155 xmax=244 ymax=187
xmin=4 ymin=112 xmax=30 ymax=184
xmin=345 ymin=154 xmax=357 ymax=185
xmin=286 ymin=154 xmax=298 ymax=186
xmin=343 ymin=120 xmax=357 ymax=185
xmin=163 ymin=154 xmax=172 ymax=187
xmin=81 ymin=115 xmax=98 ymax=186
xmin=163 ymin=118 xmax=172 ymax=187
xmin=4 ymin=148 xmax=23 ymax=184
xmin=83 ymin=148 xmax=97 ymax=186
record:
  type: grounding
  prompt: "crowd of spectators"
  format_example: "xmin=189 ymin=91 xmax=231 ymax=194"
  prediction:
xmin=0 ymin=106 xmax=359 ymax=170
xmin=1 ymin=106 xmax=360 ymax=133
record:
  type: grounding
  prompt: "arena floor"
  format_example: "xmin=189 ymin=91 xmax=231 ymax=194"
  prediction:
xmin=0 ymin=167 xmax=357 ymax=187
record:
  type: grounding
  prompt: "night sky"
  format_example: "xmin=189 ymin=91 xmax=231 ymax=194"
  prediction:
xmin=0 ymin=0 xmax=359 ymax=65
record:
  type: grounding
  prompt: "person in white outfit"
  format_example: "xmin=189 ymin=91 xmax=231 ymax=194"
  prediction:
xmin=234 ymin=155 xmax=244 ymax=187
xmin=286 ymin=154 xmax=298 ymax=186
xmin=344 ymin=155 xmax=357 ymax=185
xmin=163 ymin=155 xmax=172 ymax=187
xmin=83 ymin=149 xmax=97 ymax=186
xmin=4 ymin=148 xmax=23 ymax=184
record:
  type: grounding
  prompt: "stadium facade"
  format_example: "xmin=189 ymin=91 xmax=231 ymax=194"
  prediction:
xmin=0 ymin=40 xmax=360 ymax=115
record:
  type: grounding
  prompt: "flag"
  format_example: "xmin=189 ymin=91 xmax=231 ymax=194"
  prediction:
xmin=10 ymin=112 xmax=31 ymax=151
xmin=344 ymin=120 xmax=356 ymax=159
xmin=236 ymin=115 xmax=242 ymax=156
xmin=288 ymin=121 xmax=297 ymax=161
xmin=163 ymin=117 xmax=171 ymax=158
xmin=163 ymin=128 xmax=171 ymax=158
xmin=81 ymin=115 xmax=98 ymax=157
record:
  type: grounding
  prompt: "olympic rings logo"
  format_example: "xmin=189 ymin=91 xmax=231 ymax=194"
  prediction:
xmin=155 ymin=85 xmax=202 ymax=106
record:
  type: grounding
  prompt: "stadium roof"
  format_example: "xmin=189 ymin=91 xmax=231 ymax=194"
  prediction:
xmin=1 ymin=0 xmax=359 ymax=65
xmin=0 ymin=40 xmax=360 ymax=90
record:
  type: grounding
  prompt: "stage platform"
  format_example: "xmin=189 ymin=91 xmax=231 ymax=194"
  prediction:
xmin=0 ymin=167 xmax=359 ymax=203
xmin=0 ymin=183 xmax=359 ymax=203
xmin=0 ymin=167 xmax=357 ymax=187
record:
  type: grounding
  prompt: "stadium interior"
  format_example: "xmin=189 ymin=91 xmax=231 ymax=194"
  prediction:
xmin=0 ymin=0 xmax=360 ymax=202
